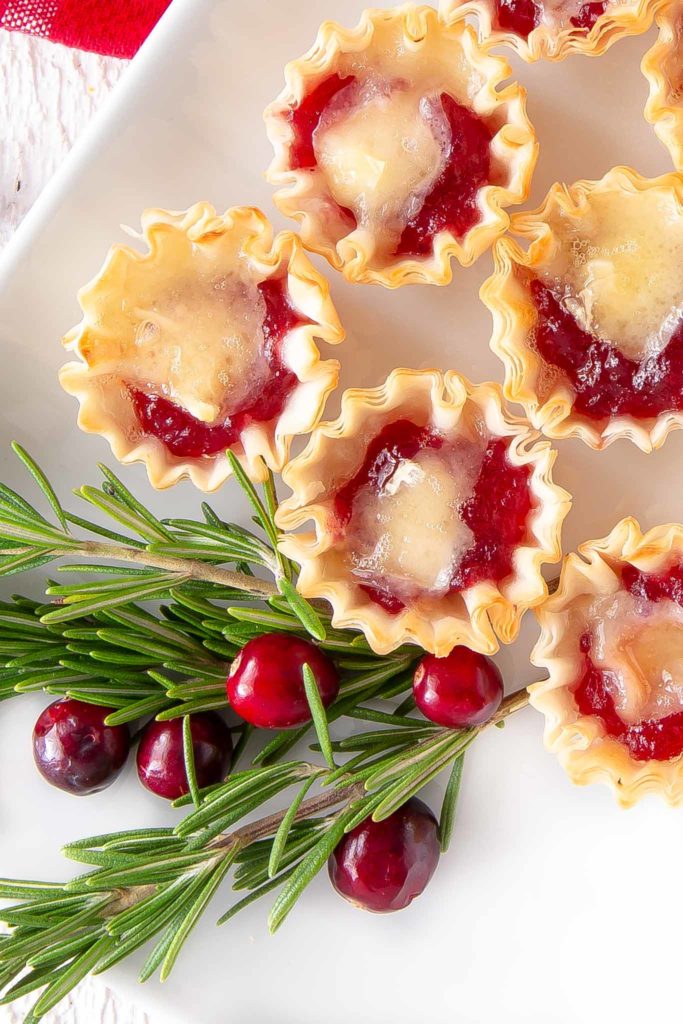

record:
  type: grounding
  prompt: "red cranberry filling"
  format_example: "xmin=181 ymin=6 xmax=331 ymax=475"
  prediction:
xmin=574 ymin=565 xmax=683 ymax=762
xmin=491 ymin=0 xmax=607 ymax=37
xmin=333 ymin=419 xmax=533 ymax=614
xmin=288 ymin=74 xmax=352 ymax=170
xmin=396 ymin=95 xmax=493 ymax=257
xmin=286 ymin=75 xmax=493 ymax=256
xmin=493 ymin=0 xmax=541 ymax=39
xmin=130 ymin=277 xmax=303 ymax=459
xmin=530 ymin=278 xmax=683 ymax=421
xmin=569 ymin=0 xmax=608 ymax=29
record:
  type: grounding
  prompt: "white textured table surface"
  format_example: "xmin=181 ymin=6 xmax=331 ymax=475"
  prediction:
xmin=0 ymin=27 xmax=150 ymax=1024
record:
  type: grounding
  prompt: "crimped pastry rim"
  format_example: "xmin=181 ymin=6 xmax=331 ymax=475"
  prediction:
xmin=530 ymin=517 xmax=683 ymax=807
xmin=642 ymin=2 xmax=683 ymax=168
xmin=276 ymin=368 xmax=570 ymax=656
xmin=264 ymin=4 xmax=538 ymax=287
xmin=481 ymin=165 xmax=683 ymax=452
xmin=60 ymin=203 xmax=344 ymax=491
xmin=440 ymin=0 xmax=662 ymax=62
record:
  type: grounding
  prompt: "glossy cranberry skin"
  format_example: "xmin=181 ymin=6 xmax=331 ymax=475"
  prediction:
xmin=136 ymin=713 xmax=233 ymax=800
xmin=413 ymin=647 xmax=504 ymax=728
xmin=227 ymin=633 xmax=340 ymax=729
xmin=33 ymin=698 xmax=130 ymax=796
xmin=328 ymin=798 xmax=440 ymax=913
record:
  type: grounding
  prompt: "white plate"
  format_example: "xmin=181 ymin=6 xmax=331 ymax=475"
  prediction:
xmin=0 ymin=2 xmax=682 ymax=1022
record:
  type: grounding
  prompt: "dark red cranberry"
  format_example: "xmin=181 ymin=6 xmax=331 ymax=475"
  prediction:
xmin=413 ymin=647 xmax=504 ymax=728
xmin=328 ymin=797 xmax=440 ymax=913
xmin=136 ymin=713 xmax=233 ymax=800
xmin=33 ymin=698 xmax=130 ymax=796
xmin=227 ymin=633 xmax=339 ymax=729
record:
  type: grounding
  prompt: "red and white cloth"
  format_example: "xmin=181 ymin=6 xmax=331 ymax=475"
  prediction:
xmin=0 ymin=0 xmax=172 ymax=58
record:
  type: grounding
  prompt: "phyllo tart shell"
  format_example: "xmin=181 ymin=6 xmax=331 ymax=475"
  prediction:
xmin=642 ymin=1 xmax=683 ymax=169
xmin=264 ymin=5 xmax=537 ymax=287
xmin=481 ymin=166 xmax=683 ymax=452
xmin=276 ymin=369 xmax=570 ymax=656
xmin=440 ymin=0 xmax=661 ymax=63
xmin=530 ymin=518 xmax=683 ymax=807
xmin=60 ymin=204 xmax=344 ymax=491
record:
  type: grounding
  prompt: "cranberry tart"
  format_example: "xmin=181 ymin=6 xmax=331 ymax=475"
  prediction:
xmin=440 ymin=0 xmax=661 ymax=62
xmin=482 ymin=167 xmax=683 ymax=451
xmin=60 ymin=204 xmax=344 ymax=490
xmin=531 ymin=518 xmax=683 ymax=806
xmin=643 ymin=2 xmax=683 ymax=169
xmin=276 ymin=370 xmax=569 ymax=656
xmin=264 ymin=5 xmax=537 ymax=287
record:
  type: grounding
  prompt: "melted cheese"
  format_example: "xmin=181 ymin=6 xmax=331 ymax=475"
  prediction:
xmin=314 ymin=78 xmax=448 ymax=246
xmin=346 ymin=445 xmax=482 ymax=599
xmin=585 ymin=591 xmax=683 ymax=724
xmin=540 ymin=188 xmax=683 ymax=360
xmin=125 ymin=272 xmax=267 ymax=423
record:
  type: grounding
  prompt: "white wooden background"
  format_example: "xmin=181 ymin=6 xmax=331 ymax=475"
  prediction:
xmin=0 ymin=28 xmax=151 ymax=1024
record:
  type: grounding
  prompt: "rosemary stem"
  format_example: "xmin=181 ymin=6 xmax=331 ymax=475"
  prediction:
xmin=208 ymin=687 xmax=531 ymax=855
xmin=88 ymin=689 xmax=534 ymax=925
xmin=492 ymin=686 xmax=530 ymax=723
xmin=210 ymin=781 xmax=366 ymax=854
xmin=62 ymin=541 xmax=280 ymax=598
xmin=47 ymin=542 xmax=559 ymax=609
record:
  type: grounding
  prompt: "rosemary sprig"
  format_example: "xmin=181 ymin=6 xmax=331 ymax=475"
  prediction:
xmin=0 ymin=689 xmax=528 ymax=1020
xmin=0 ymin=443 xmax=290 ymax=606
xmin=0 ymin=446 xmax=416 ymax=726
xmin=0 ymin=446 xmax=532 ymax=1019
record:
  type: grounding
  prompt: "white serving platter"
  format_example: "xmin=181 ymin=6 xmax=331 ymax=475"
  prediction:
xmin=0 ymin=2 xmax=682 ymax=1021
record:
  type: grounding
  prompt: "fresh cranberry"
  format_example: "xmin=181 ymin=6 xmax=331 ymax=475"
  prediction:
xmin=530 ymin=279 xmax=683 ymax=421
xmin=136 ymin=713 xmax=233 ymax=800
xmin=33 ymin=699 xmax=130 ymax=796
xmin=227 ymin=633 xmax=339 ymax=729
xmin=413 ymin=648 xmax=504 ymax=728
xmin=328 ymin=798 xmax=440 ymax=912
xmin=130 ymin=277 xmax=302 ymax=459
